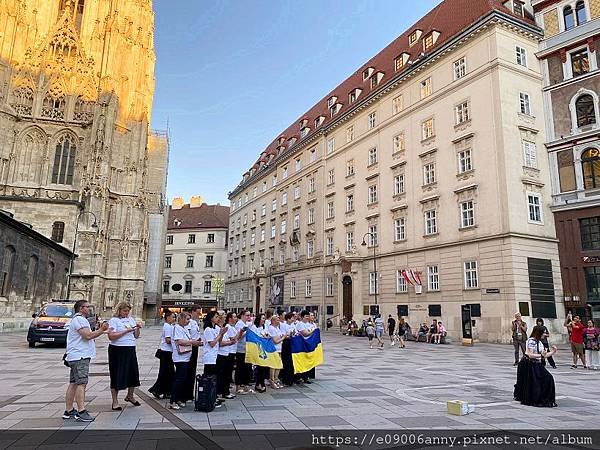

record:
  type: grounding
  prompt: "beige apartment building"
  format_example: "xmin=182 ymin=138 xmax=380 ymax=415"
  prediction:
xmin=226 ymin=0 xmax=565 ymax=343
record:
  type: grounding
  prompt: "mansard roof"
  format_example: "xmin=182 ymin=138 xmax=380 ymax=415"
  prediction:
xmin=168 ymin=204 xmax=230 ymax=231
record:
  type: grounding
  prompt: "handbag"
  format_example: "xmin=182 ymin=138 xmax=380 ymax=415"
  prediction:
xmin=177 ymin=343 xmax=192 ymax=354
xmin=154 ymin=349 xmax=161 ymax=359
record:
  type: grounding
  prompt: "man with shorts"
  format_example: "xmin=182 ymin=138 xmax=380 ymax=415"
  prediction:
xmin=387 ymin=314 xmax=396 ymax=346
xmin=63 ymin=300 xmax=108 ymax=422
xmin=565 ymin=314 xmax=587 ymax=369
xmin=374 ymin=314 xmax=385 ymax=349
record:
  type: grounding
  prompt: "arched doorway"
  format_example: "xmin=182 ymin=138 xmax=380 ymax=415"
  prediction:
xmin=255 ymin=286 xmax=261 ymax=313
xmin=342 ymin=276 xmax=353 ymax=320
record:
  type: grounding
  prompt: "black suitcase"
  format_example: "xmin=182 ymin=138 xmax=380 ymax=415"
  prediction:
xmin=194 ymin=374 xmax=217 ymax=412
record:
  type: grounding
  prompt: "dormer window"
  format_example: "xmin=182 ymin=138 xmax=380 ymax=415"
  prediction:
xmin=512 ymin=0 xmax=524 ymax=17
xmin=300 ymin=127 xmax=310 ymax=138
xmin=277 ymin=145 xmax=286 ymax=155
xmin=278 ymin=136 xmax=286 ymax=145
xmin=299 ymin=118 xmax=308 ymax=128
xmin=327 ymin=96 xmax=337 ymax=108
xmin=423 ymin=31 xmax=440 ymax=51
xmin=314 ymin=116 xmax=325 ymax=128
xmin=370 ymin=72 xmax=384 ymax=89
xmin=394 ymin=53 xmax=410 ymax=71
xmin=330 ymin=103 xmax=342 ymax=117
xmin=348 ymin=88 xmax=362 ymax=104
xmin=409 ymin=30 xmax=422 ymax=47
xmin=288 ymin=137 xmax=297 ymax=147
xmin=362 ymin=67 xmax=374 ymax=80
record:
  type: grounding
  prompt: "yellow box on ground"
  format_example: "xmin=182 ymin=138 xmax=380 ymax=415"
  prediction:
xmin=447 ymin=400 xmax=469 ymax=416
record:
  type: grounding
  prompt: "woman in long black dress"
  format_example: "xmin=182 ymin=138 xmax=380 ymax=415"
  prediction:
xmin=279 ymin=312 xmax=296 ymax=386
xmin=514 ymin=325 xmax=558 ymax=407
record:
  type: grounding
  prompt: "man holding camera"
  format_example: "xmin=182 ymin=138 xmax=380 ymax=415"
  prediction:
xmin=63 ymin=300 xmax=109 ymax=422
xmin=512 ymin=312 xmax=527 ymax=366
xmin=564 ymin=313 xmax=587 ymax=369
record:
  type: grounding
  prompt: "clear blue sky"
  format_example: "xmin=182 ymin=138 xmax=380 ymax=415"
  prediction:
xmin=151 ymin=0 xmax=441 ymax=205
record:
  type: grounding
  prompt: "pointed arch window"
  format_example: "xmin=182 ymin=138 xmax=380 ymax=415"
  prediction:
xmin=73 ymin=96 xmax=94 ymax=122
xmin=576 ymin=94 xmax=597 ymax=128
xmin=24 ymin=255 xmax=39 ymax=300
xmin=59 ymin=0 xmax=85 ymax=32
xmin=52 ymin=134 xmax=76 ymax=185
xmin=10 ymin=87 xmax=34 ymax=116
xmin=582 ymin=148 xmax=600 ymax=189
xmin=1 ymin=246 xmax=16 ymax=297
xmin=41 ymin=92 xmax=66 ymax=120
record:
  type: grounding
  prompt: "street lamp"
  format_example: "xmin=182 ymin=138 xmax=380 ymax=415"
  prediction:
xmin=66 ymin=210 xmax=98 ymax=299
xmin=361 ymin=232 xmax=377 ymax=306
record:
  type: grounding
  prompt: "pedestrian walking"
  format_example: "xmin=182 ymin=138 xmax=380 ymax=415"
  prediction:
xmin=387 ymin=314 xmax=396 ymax=346
xmin=169 ymin=312 xmax=202 ymax=410
xmin=149 ymin=310 xmax=175 ymax=399
xmin=535 ymin=318 xmax=556 ymax=369
xmin=583 ymin=319 xmax=599 ymax=370
xmin=107 ymin=301 xmax=142 ymax=410
xmin=512 ymin=312 xmax=528 ymax=366
xmin=366 ymin=321 xmax=375 ymax=348
xmin=183 ymin=306 xmax=202 ymax=401
xmin=234 ymin=310 xmax=252 ymax=394
xmin=63 ymin=300 xmax=108 ymax=422
xmin=564 ymin=314 xmax=587 ymax=369
xmin=396 ymin=317 xmax=407 ymax=348
xmin=374 ymin=314 xmax=385 ymax=349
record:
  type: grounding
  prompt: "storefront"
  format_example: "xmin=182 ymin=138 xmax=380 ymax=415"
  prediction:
xmin=159 ymin=299 xmax=217 ymax=318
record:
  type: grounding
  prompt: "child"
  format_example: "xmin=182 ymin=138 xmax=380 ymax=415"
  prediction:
xmin=366 ymin=322 xmax=375 ymax=349
xmin=434 ymin=321 xmax=447 ymax=344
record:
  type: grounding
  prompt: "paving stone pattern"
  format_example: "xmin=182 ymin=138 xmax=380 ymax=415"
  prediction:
xmin=0 ymin=327 xmax=597 ymax=446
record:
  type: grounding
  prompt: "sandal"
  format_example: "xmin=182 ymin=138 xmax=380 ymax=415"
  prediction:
xmin=111 ymin=406 xmax=122 ymax=411
xmin=124 ymin=397 xmax=141 ymax=406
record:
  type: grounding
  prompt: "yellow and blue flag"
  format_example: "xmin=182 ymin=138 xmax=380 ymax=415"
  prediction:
xmin=291 ymin=329 xmax=324 ymax=374
xmin=245 ymin=329 xmax=283 ymax=369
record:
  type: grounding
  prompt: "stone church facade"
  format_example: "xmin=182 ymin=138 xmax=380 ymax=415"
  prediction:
xmin=0 ymin=0 xmax=168 ymax=319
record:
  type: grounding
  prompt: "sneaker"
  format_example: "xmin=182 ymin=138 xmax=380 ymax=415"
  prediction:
xmin=75 ymin=410 xmax=95 ymax=422
xmin=215 ymin=401 xmax=223 ymax=408
xmin=177 ymin=401 xmax=186 ymax=408
xmin=571 ymin=365 xmax=577 ymax=369
xmin=390 ymin=341 xmax=395 ymax=347
xmin=168 ymin=403 xmax=180 ymax=410
xmin=223 ymin=393 xmax=235 ymax=399
xmin=62 ymin=409 xmax=77 ymax=420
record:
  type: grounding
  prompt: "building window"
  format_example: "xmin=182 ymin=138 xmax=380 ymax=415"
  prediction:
xmin=394 ymin=174 xmax=405 ymax=195
xmin=427 ymin=265 xmax=439 ymax=291
xmin=164 ymin=256 xmax=172 ymax=269
xmin=393 ymin=133 xmax=405 ymax=153
xmin=564 ymin=5 xmax=575 ymax=29
xmin=368 ymin=185 xmax=378 ymax=204
xmin=282 ymin=166 xmax=288 ymax=179
xmin=326 ymin=277 xmax=334 ymax=296
xmin=262 ymin=181 xmax=267 ymax=192
xmin=327 ymin=138 xmax=335 ymax=155
xmin=368 ymin=147 xmax=378 ymax=166
xmin=261 ymin=204 xmax=266 ymax=216
xmin=280 ymin=219 xmax=287 ymax=234
xmin=420 ymin=77 xmax=432 ymax=98
xmin=368 ymin=225 xmax=378 ymax=246
xmin=185 ymin=280 xmax=192 ymax=294
xmin=186 ymin=256 xmax=194 ymax=268
xmin=203 ymin=280 xmax=212 ymax=294
xmin=295 ymin=158 xmax=302 ymax=172
xmin=425 ymin=209 xmax=438 ymax=235
xmin=326 ymin=236 xmax=334 ymax=256
xmin=368 ymin=112 xmax=377 ymax=129
xmin=571 ymin=48 xmax=590 ymax=77
xmin=207 ymin=233 xmax=215 ymax=243
xmin=523 ymin=140 xmax=537 ymax=168
xmin=281 ymin=192 xmax=288 ymax=206
xmin=392 ymin=95 xmax=403 ymax=115
xmin=272 ymin=199 xmax=277 ymax=212
xmin=456 ymin=150 xmax=472 ymax=175
xmin=396 ymin=271 xmax=408 ymax=293
xmin=519 ymin=92 xmax=531 ymax=115
xmin=576 ymin=1 xmax=587 ymax=24
xmin=394 ymin=217 xmax=406 ymax=241
xmin=308 ymin=208 xmax=315 ymax=225
xmin=23 ymin=255 xmax=38 ymax=300
xmin=188 ymin=234 xmax=196 ymax=244
xmin=582 ymin=148 xmax=600 ymax=189
xmin=162 ymin=280 xmax=169 ymax=294
xmin=460 ymin=200 xmax=475 ymax=228
xmin=252 ymin=187 xmax=257 ymax=198
xmin=328 ymin=169 xmax=335 ymax=185
xmin=327 ymin=201 xmax=335 ymax=219
xmin=51 ymin=221 xmax=65 ymax=243
xmin=455 ymin=101 xmax=470 ymax=124
xmin=51 ymin=134 xmax=76 ymax=185
xmin=346 ymin=231 xmax=354 ymax=252
xmin=308 ymin=177 xmax=315 ymax=193
xmin=580 ymin=217 xmax=600 ymax=250
xmin=290 ymin=280 xmax=296 ymax=298
xmin=205 ymin=255 xmax=214 ymax=267
xmin=423 ymin=163 xmax=436 ymax=185
xmin=513 ymin=0 xmax=524 ymax=17
xmin=453 ymin=58 xmax=466 ymax=80
xmin=516 ymin=46 xmax=527 ymax=67
xmin=270 ymin=223 xmax=276 ymax=239
xmin=422 ymin=118 xmax=434 ymax=140
xmin=369 ymin=272 xmax=379 ymax=295
xmin=346 ymin=126 xmax=354 ymax=143
xmin=346 ymin=160 xmax=355 ymax=177
xmin=527 ymin=193 xmax=543 ymax=223
xmin=294 ymin=185 xmax=301 ymax=199
xmin=279 ymin=249 xmax=285 ymax=265
xmin=305 ymin=279 xmax=312 ymax=297
xmin=292 ymin=245 xmax=299 ymax=262
xmin=293 ymin=214 xmax=300 ymax=230
xmin=575 ymin=94 xmax=597 ymax=128
xmin=585 ymin=266 xmax=600 ymax=302
xmin=307 ymin=240 xmax=314 ymax=258
xmin=464 ymin=261 xmax=478 ymax=289
xmin=346 ymin=194 xmax=354 ymax=212
xmin=10 ymin=87 xmax=34 ymax=116
xmin=41 ymin=92 xmax=66 ymax=120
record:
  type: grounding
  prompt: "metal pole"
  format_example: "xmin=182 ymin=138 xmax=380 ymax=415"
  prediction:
xmin=373 ymin=245 xmax=377 ymax=306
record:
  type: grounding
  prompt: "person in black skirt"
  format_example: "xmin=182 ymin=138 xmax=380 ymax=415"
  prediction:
xmin=536 ymin=318 xmax=557 ymax=369
xmin=514 ymin=325 xmax=558 ymax=407
xmin=279 ymin=312 xmax=296 ymax=386
xmin=107 ymin=301 xmax=142 ymax=410
xmin=149 ymin=310 xmax=175 ymax=399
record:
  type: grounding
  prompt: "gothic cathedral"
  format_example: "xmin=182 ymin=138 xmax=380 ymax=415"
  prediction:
xmin=0 ymin=0 xmax=168 ymax=318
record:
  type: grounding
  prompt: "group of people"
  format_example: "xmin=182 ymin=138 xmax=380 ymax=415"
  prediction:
xmin=149 ymin=308 xmax=319 ymax=410
xmin=415 ymin=318 xmax=447 ymax=344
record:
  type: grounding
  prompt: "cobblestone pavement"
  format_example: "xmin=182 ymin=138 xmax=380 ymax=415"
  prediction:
xmin=0 ymin=327 xmax=597 ymax=447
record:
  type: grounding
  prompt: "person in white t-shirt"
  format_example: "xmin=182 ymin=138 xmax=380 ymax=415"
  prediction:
xmin=169 ymin=312 xmax=203 ymax=410
xmin=202 ymin=311 xmax=227 ymax=407
xmin=252 ymin=313 xmax=269 ymax=393
xmin=63 ymin=300 xmax=109 ymax=423
xmin=294 ymin=310 xmax=315 ymax=384
xmin=215 ymin=312 xmax=238 ymax=400
xmin=149 ymin=310 xmax=175 ymax=399
xmin=279 ymin=312 xmax=296 ymax=386
xmin=183 ymin=306 xmax=203 ymax=401
xmin=264 ymin=309 xmax=274 ymax=329
xmin=267 ymin=315 xmax=285 ymax=389
xmin=107 ymin=301 xmax=142 ymax=410
xmin=234 ymin=310 xmax=252 ymax=394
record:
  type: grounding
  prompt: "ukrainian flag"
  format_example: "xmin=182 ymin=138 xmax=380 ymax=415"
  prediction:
xmin=245 ymin=329 xmax=283 ymax=369
xmin=291 ymin=329 xmax=324 ymax=374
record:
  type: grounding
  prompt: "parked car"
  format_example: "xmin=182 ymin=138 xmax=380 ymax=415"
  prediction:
xmin=27 ymin=300 xmax=96 ymax=347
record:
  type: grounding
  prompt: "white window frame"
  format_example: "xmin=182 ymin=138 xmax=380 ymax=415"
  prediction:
xmin=346 ymin=126 xmax=354 ymax=143
xmin=294 ymin=185 xmax=301 ymax=200
xmin=271 ymin=199 xmax=277 ymax=212
xmin=393 ymin=133 xmax=405 ymax=153
xmin=326 ymin=236 xmax=334 ymax=256
xmin=327 ymin=201 xmax=335 ymax=219
xmin=307 ymin=240 xmax=314 ymax=258
xmin=425 ymin=209 xmax=438 ymax=235
xmin=281 ymin=219 xmax=287 ymax=234
xmin=368 ymin=147 xmax=378 ymax=166
xmin=519 ymin=92 xmax=532 ymax=116
xmin=523 ymin=140 xmax=537 ymax=168
xmin=420 ymin=77 xmax=432 ymax=98
xmin=271 ymin=224 xmax=276 ymax=239
xmin=393 ymin=95 xmax=403 ymax=114
xmin=458 ymin=149 xmax=473 ymax=174
xmin=464 ymin=260 xmax=479 ymax=289
xmin=453 ymin=57 xmax=466 ymax=80
xmin=427 ymin=265 xmax=440 ymax=291
xmin=368 ymin=111 xmax=377 ymax=129
xmin=346 ymin=231 xmax=354 ymax=252
xmin=281 ymin=192 xmax=288 ymax=205
xmin=292 ymin=245 xmax=299 ymax=262
xmin=455 ymin=101 xmax=470 ymax=125
xmin=305 ymin=279 xmax=312 ymax=297
xmin=308 ymin=208 xmax=315 ymax=225
xmin=396 ymin=270 xmax=408 ymax=293
xmin=422 ymin=118 xmax=434 ymax=140
xmin=346 ymin=194 xmax=354 ymax=212
xmin=368 ymin=224 xmax=378 ymax=246
xmin=423 ymin=163 xmax=436 ymax=185
xmin=290 ymin=280 xmax=296 ymax=298
xmin=327 ymin=138 xmax=335 ymax=155
xmin=527 ymin=192 xmax=543 ymax=224
xmin=394 ymin=174 xmax=405 ymax=195
xmin=368 ymin=185 xmax=378 ymax=204
xmin=310 ymin=148 xmax=317 ymax=162
xmin=326 ymin=277 xmax=334 ymax=297
xmin=369 ymin=272 xmax=379 ymax=295
xmin=460 ymin=200 xmax=475 ymax=228
xmin=261 ymin=204 xmax=266 ymax=216
xmin=308 ymin=177 xmax=315 ymax=193
xmin=328 ymin=169 xmax=335 ymax=185
xmin=295 ymin=158 xmax=302 ymax=172
xmin=293 ymin=214 xmax=300 ymax=230
xmin=346 ymin=160 xmax=355 ymax=177
xmin=394 ymin=217 xmax=406 ymax=241
xmin=516 ymin=46 xmax=528 ymax=67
